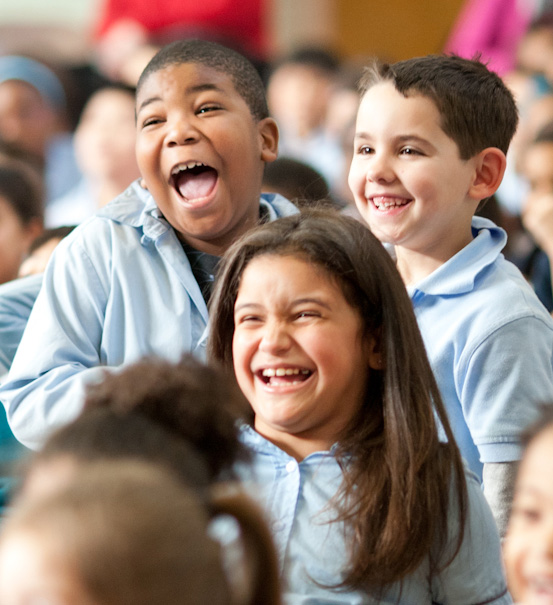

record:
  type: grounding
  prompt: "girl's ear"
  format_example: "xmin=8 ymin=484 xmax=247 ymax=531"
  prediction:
xmin=258 ymin=117 xmax=279 ymax=163
xmin=469 ymin=147 xmax=507 ymax=200
xmin=365 ymin=335 xmax=383 ymax=370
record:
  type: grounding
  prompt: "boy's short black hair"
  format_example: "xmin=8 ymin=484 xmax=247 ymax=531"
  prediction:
xmin=137 ymin=38 xmax=269 ymax=121
xmin=359 ymin=54 xmax=518 ymax=160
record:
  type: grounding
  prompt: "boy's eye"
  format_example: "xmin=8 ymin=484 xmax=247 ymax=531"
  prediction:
xmin=141 ymin=117 xmax=163 ymax=128
xmin=400 ymin=147 xmax=421 ymax=156
xmin=197 ymin=104 xmax=222 ymax=115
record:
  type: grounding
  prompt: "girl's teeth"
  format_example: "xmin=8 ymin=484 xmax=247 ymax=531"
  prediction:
xmin=262 ymin=368 xmax=310 ymax=377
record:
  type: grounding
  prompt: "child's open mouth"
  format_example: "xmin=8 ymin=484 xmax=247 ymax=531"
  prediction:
xmin=256 ymin=367 xmax=312 ymax=386
xmin=171 ymin=161 xmax=218 ymax=201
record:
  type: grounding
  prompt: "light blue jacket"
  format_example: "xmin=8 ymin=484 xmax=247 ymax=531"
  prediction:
xmin=238 ymin=425 xmax=512 ymax=604
xmin=0 ymin=273 xmax=42 ymax=379
xmin=0 ymin=180 xmax=297 ymax=450
xmin=409 ymin=216 xmax=553 ymax=478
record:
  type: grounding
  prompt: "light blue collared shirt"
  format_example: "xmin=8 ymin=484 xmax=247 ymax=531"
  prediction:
xmin=0 ymin=273 xmax=43 ymax=380
xmin=237 ymin=425 xmax=512 ymax=605
xmin=0 ymin=181 xmax=297 ymax=450
xmin=409 ymin=216 xmax=553 ymax=479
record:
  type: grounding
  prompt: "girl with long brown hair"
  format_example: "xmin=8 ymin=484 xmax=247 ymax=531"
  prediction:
xmin=208 ymin=210 xmax=510 ymax=604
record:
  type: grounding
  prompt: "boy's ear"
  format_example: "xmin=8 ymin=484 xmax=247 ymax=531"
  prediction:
xmin=258 ymin=117 xmax=279 ymax=163
xmin=468 ymin=147 xmax=507 ymax=200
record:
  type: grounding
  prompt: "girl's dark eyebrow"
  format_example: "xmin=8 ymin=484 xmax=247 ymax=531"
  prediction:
xmin=235 ymin=297 xmax=332 ymax=313
xmin=234 ymin=302 xmax=263 ymax=313
xmin=291 ymin=297 xmax=332 ymax=310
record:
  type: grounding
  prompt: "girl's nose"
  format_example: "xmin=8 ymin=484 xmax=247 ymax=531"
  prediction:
xmin=258 ymin=321 xmax=292 ymax=354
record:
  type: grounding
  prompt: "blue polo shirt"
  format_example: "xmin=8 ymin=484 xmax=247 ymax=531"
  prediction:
xmin=409 ymin=216 xmax=553 ymax=479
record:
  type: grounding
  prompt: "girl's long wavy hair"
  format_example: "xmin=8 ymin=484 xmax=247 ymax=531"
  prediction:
xmin=208 ymin=210 xmax=467 ymax=594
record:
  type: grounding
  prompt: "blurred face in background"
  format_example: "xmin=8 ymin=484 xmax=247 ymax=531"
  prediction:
xmin=74 ymin=88 xmax=140 ymax=187
xmin=0 ymin=80 xmax=60 ymax=160
xmin=504 ymin=426 xmax=553 ymax=604
xmin=267 ymin=64 xmax=333 ymax=138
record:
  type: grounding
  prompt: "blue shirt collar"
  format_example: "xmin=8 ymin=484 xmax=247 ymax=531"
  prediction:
xmin=408 ymin=216 xmax=507 ymax=297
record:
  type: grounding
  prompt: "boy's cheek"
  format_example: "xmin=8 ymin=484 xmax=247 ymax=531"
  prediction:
xmin=347 ymin=163 xmax=364 ymax=196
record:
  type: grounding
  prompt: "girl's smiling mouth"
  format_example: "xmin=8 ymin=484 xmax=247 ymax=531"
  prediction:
xmin=256 ymin=367 xmax=313 ymax=387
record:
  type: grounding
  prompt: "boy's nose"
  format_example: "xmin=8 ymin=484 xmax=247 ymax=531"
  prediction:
xmin=366 ymin=154 xmax=396 ymax=184
xmin=167 ymin=120 xmax=199 ymax=147
xmin=258 ymin=321 xmax=292 ymax=354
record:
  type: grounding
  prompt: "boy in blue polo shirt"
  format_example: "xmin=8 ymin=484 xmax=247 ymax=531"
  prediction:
xmin=0 ymin=39 xmax=297 ymax=451
xmin=349 ymin=54 xmax=553 ymax=535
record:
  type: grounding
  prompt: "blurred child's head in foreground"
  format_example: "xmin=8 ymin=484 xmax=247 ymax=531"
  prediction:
xmin=0 ymin=461 xmax=282 ymax=605
xmin=18 ymin=355 xmax=250 ymax=502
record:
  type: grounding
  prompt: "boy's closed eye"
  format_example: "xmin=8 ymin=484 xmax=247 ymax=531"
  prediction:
xmin=141 ymin=116 xmax=165 ymax=128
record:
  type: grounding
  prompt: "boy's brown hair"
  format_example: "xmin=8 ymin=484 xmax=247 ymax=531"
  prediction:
xmin=359 ymin=54 xmax=518 ymax=159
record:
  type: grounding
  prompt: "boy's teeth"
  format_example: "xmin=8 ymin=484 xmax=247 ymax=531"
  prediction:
xmin=372 ymin=197 xmax=409 ymax=209
xmin=171 ymin=161 xmax=205 ymax=174
xmin=262 ymin=368 xmax=310 ymax=377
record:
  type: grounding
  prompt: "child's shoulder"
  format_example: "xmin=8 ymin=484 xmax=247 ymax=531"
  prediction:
xmin=48 ymin=182 xmax=167 ymax=271
xmin=95 ymin=180 xmax=155 ymax=225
